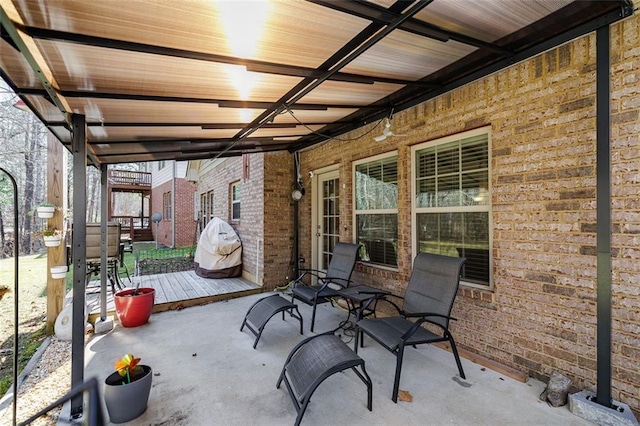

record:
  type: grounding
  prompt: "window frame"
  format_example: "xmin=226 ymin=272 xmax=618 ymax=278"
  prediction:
xmin=230 ymin=181 xmax=241 ymax=221
xmin=163 ymin=191 xmax=172 ymax=221
xmin=208 ymin=190 xmax=215 ymax=223
xmin=200 ymin=190 xmax=214 ymax=227
xmin=352 ymin=151 xmax=399 ymax=270
xmin=411 ymin=126 xmax=493 ymax=289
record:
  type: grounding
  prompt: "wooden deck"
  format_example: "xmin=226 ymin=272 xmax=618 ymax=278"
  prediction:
xmin=86 ymin=270 xmax=261 ymax=322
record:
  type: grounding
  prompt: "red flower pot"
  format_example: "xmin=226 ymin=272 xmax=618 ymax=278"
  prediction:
xmin=114 ymin=288 xmax=155 ymax=327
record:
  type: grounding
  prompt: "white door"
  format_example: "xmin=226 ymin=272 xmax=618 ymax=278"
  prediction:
xmin=312 ymin=168 xmax=340 ymax=271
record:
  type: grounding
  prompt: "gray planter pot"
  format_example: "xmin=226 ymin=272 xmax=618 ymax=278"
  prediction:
xmin=104 ymin=365 xmax=152 ymax=423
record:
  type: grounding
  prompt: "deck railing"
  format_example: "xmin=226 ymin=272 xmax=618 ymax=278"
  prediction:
xmin=112 ymin=216 xmax=150 ymax=230
xmin=108 ymin=170 xmax=151 ymax=187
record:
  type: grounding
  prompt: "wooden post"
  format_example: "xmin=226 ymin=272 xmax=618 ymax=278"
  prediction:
xmin=46 ymin=131 xmax=67 ymax=335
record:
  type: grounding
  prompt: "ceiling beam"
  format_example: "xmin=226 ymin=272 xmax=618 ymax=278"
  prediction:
xmin=233 ymin=0 xmax=431 ymax=149
xmin=93 ymin=143 xmax=292 ymax=164
xmin=0 ymin=7 xmax=71 ymax=118
xmin=21 ymin=25 xmax=436 ymax=88
xmin=88 ymin=136 xmax=288 ymax=145
xmin=291 ymin=1 xmax=634 ymax=152
xmin=309 ymin=0 xmax=513 ymax=55
xmin=46 ymin=121 xmax=303 ymax=129
xmin=16 ymin=88 xmax=373 ymax=110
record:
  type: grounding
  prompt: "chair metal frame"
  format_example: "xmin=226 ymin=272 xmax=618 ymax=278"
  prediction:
xmin=290 ymin=242 xmax=360 ymax=332
xmin=240 ymin=294 xmax=303 ymax=349
xmin=355 ymin=252 xmax=467 ymax=402
xmin=79 ymin=222 xmax=128 ymax=294
xmin=277 ymin=332 xmax=372 ymax=426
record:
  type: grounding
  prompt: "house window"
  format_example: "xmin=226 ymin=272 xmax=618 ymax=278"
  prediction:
xmin=231 ymin=182 xmax=241 ymax=220
xmin=209 ymin=191 xmax=215 ymax=222
xmin=158 ymin=160 xmax=166 ymax=170
xmin=200 ymin=190 xmax=214 ymax=227
xmin=163 ymin=191 xmax=172 ymax=220
xmin=354 ymin=153 xmax=398 ymax=268
xmin=413 ymin=127 xmax=491 ymax=287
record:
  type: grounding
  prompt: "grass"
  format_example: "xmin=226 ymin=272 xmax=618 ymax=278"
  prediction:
xmin=0 ymin=377 xmax=10 ymax=396
xmin=0 ymin=253 xmax=49 ymax=397
xmin=0 ymin=326 xmax=47 ymax=396
xmin=71 ymin=243 xmax=197 ymax=286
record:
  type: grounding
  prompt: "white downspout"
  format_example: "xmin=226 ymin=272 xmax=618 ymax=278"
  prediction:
xmin=256 ymin=237 xmax=262 ymax=285
xmin=172 ymin=161 xmax=176 ymax=248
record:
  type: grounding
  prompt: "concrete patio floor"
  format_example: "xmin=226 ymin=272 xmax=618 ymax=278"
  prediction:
xmin=77 ymin=291 xmax=591 ymax=425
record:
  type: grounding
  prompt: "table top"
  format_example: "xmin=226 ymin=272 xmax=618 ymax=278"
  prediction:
xmin=337 ymin=285 xmax=390 ymax=303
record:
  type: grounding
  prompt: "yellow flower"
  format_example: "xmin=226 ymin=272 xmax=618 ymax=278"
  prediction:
xmin=115 ymin=353 xmax=142 ymax=381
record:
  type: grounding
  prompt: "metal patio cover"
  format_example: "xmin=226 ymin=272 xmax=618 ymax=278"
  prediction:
xmin=0 ymin=0 xmax=632 ymax=165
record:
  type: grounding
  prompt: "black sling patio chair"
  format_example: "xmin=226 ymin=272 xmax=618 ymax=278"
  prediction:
xmin=354 ymin=252 xmax=467 ymax=403
xmin=290 ymin=242 xmax=360 ymax=332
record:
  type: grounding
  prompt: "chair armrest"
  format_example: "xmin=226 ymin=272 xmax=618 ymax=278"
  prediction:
xmin=298 ymin=268 xmax=326 ymax=277
xmin=292 ymin=271 xmax=351 ymax=294
xmin=358 ymin=295 xmax=402 ymax=318
xmin=318 ymin=276 xmax=353 ymax=291
xmin=292 ymin=269 xmax=326 ymax=286
xmin=398 ymin=313 xmax=456 ymax=341
xmin=402 ymin=312 xmax=457 ymax=322
xmin=357 ymin=289 xmax=388 ymax=295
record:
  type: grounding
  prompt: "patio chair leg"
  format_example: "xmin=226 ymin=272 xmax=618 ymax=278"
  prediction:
xmin=310 ymin=302 xmax=317 ymax=332
xmin=296 ymin=306 xmax=304 ymax=335
xmin=353 ymin=325 xmax=367 ymax=352
xmin=353 ymin=327 xmax=360 ymax=354
xmin=351 ymin=363 xmax=373 ymax=411
xmin=392 ymin=344 xmax=406 ymax=403
xmin=448 ymin=332 xmax=466 ymax=380
xmin=295 ymin=399 xmax=311 ymax=426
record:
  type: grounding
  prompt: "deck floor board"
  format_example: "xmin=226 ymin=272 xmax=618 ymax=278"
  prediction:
xmin=86 ymin=270 xmax=260 ymax=319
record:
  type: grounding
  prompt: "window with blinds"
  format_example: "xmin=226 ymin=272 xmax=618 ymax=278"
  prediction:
xmin=354 ymin=153 xmax=398 ymax=268
xmin=413 ymin=128 xmax=491 ymax=287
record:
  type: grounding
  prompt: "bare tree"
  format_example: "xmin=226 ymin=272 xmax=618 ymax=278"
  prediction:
xmin=0 ymin=84 xmax=47 ymax=254
xmin=86 ymin=167 xmax=100 ymax=222
xmin=1 ymin=82 xmax=146 ymax=252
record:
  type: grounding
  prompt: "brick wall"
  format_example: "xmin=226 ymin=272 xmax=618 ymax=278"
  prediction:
xmin=262 ymin=151 xmax=295 ymax=289
xmin=151 ymin=178 xmax=196 ymax=247
xmin=196 ymin=153 xmax=295 ymax=289
xmin=174 ymin=179 xmax=197 ymax=247
xmin=298 ymin=15 xmax=640 ymax=413
xmin=197 ymin=155 xmax=265 ymax=284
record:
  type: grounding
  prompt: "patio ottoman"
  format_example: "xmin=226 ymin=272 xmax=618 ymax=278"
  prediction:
xmin=240 ymin=294 xmax=303 ymax=348
xmin=277 ymin=332 xmax=372 ymax=426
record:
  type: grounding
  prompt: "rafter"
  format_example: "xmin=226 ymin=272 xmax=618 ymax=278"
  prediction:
xmin=21 ymin=25 xmax=437 ymax=89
